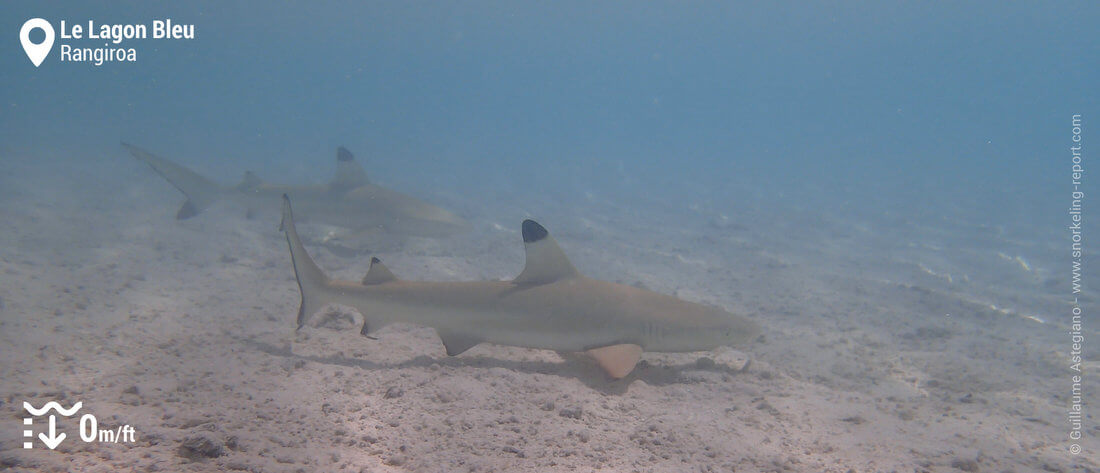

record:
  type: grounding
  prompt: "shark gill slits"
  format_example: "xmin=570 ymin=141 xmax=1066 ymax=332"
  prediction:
xmin=522 ymin=219 xmax=549 ymax=243
xmin=337 ymin=146 xmax=354 ymax=162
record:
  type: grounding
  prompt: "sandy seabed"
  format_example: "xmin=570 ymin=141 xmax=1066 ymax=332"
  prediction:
xmin=0 ymin=154 xmax=1096 ymax=472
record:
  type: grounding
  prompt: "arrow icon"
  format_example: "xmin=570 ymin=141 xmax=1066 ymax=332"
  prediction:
xmin=38 ymin=415 xmax=65 ymax=450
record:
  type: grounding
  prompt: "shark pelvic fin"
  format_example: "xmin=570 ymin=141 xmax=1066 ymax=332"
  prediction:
xmin=437 ymin=330 xmax=482 ymax=356
xmin=586 ymin=344 xmax=643 ymax=379
xmin=513 ymin=220 xmax=580 ymax=284
xmin=362 ymin=257 xmax=399 ymax=285
xmin=331 ymin=146 xmax=369 ymax=192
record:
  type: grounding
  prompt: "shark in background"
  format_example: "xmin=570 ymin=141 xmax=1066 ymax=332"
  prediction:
xmin=280 ymin=195 xmax=760 ymax=378
xmin=123 ymin=143 xmax=469 ymax=240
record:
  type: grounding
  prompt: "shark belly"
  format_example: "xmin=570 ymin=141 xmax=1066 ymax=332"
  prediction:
xmin=435 ymin=307 xmax=630 ymax=353
xmin=323 ymin=282 xmax=642 ymax=353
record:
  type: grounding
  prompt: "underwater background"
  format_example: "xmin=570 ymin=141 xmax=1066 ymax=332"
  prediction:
xmin=3 ymin=2 xmax=1093 ymax=222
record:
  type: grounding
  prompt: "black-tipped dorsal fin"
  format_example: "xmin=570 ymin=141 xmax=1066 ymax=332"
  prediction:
xmin=331 ymin=146 xmax=369 ymax=191
xmin=236 ymin=171 xmax=263 ymax=191
xmin=513 ymin=219 xmax=579 ymax=284
xmin=362 ymin=257 xmax=398 ymax=285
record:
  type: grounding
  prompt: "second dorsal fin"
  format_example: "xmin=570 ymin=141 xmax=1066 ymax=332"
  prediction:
xmin=331 ymin=146 xmax=369 ymax=192
xmin=513 ymin=219 xmax=579 ymax=284
xmin=362 ymin=257 xmax=398 ymax=285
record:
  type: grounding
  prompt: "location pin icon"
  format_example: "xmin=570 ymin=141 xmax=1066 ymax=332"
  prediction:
xmin=20 ymin=18 xmax=55 ymax=67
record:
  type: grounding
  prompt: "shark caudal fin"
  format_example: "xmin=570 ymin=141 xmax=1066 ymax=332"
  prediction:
xmin=281 ymin=195 xmax=331 ymax=329
xmin=122 ymin=142 xmax=222 ymax=219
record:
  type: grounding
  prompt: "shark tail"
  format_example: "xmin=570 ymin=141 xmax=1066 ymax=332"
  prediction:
xmin=280 ymin=195 xmax=331 ymax=330
xmin=122 ymin=142 xmax=222 ymax=219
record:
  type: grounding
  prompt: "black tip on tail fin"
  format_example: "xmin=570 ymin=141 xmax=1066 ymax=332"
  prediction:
xmin=280 ymin=194 xmax=330 ymax=331
xmin=123 ymin=142 xmax=221 ymax=219
xmin=176 ymin=200 xmax=199 ymax=219
xmin=522 ymin=219 xmax=549 ymax=243
xmin=279 ymin=194 xmax=292 ymax=231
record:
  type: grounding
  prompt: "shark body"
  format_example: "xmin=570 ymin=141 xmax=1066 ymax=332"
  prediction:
xmin=124 ymin=143 xmax=468 ymax=238
xmin=281 ymin=195 xmax=759 ymax=378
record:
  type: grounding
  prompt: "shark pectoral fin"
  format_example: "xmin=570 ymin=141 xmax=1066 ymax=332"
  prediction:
xmin=513 ymin=220 xmax=580 ymax=284
xmin=436 ymin=330 xmax=482 ymax=356
xmin=330 ymin=146 xmax=370 ymax=192
xmin=362 ymin=257 xmax=398 ymax=285
xmin=586 ymin=344 xmax=643 ymax=379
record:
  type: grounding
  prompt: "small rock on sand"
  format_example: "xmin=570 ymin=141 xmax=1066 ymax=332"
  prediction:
xmin=177 ymin=435 xmax=225 ymax=460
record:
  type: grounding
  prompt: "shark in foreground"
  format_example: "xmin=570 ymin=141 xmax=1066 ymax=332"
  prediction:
xmin=281 ymin=195 xmax=760 ymax=378
xmin=123 ymin=143 xmax=468 ymax=238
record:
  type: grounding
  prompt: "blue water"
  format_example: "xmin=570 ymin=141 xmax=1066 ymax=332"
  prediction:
xmin=3 ymin=2 xmax=1094 ymax=229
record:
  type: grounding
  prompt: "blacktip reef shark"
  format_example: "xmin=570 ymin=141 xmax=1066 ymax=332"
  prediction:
xmin=281 ymin=195 xmax=760 ymax=378
xmin=122 ymin=142 xmax=468 ymax=238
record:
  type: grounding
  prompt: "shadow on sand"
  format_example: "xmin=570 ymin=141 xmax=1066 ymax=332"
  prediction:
xmin=241 ymin=338 xmax=750 ymax=395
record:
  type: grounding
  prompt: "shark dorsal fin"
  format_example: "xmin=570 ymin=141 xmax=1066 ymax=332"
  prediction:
xmin=362 ymin=257 xmax=398 ymax=285
xmin=236 ymin=171 xmax=263 ymax=191
xmin=331 ymin=146 xmax=369 ymax=192
xmin=513 ymin=220 xmax=579 ymax=285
